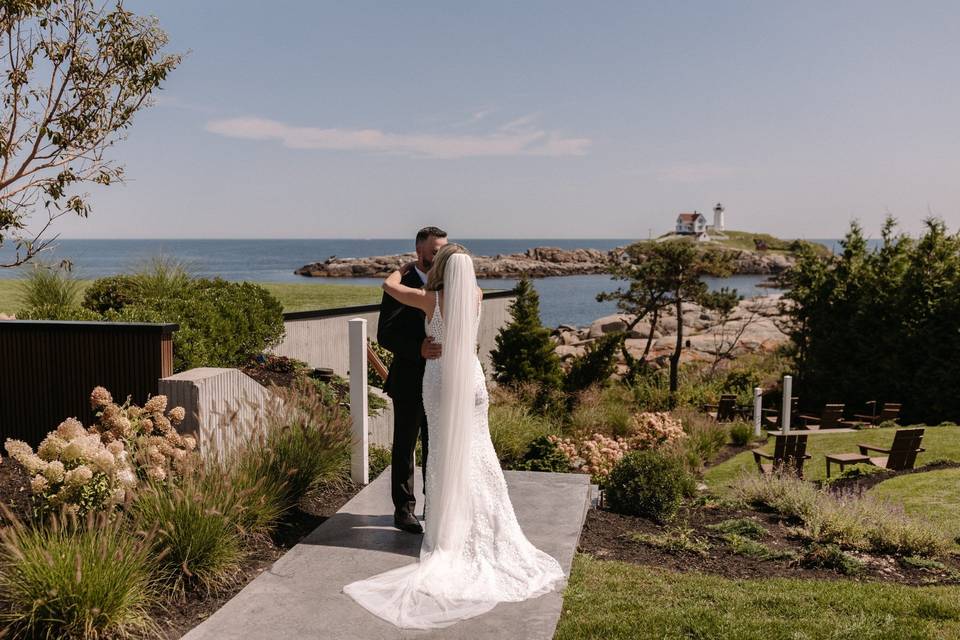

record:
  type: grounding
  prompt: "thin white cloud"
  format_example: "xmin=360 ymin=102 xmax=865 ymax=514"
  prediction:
xmin=656 ymin=163 xmax=742 ymax=183
xmin=204 ymin=115 xmax=590 ymax=159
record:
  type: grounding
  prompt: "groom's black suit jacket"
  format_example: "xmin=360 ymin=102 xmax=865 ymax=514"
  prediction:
xmin=377 ymin=269 xmax=426 ymax=399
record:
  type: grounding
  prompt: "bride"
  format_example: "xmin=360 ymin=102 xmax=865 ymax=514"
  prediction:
xmin=343 ymin=243 xmax=566 ymax=629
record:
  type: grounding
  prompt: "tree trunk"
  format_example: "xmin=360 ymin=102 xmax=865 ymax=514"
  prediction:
xmin=669 ymin=296 xmax=683 ymax=404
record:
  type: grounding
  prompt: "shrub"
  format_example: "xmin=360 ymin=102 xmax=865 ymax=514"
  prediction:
xmin=553 ymin=433 xmax=629 ymax=484
xmin=488 ymin=403 xmax=558 ymax=468
xmin=129 ymin=473 xmax=245 ymax=595
xmin=14 ymin=262 xmax=84 ymax=313
xmin=729 ymin=421 xmax=753 ymax=446
xmin=627 ymin=412 xmax=687 ymax=450
xmin=605 ymin=450 xmax=695 ymax=522
xmin=132 ymin=254 xmax=194 ymax=301
xmin=707 ymin=517 xmax=767 ymax=540
xmin=490 ymin=277 xmax=563 ymax=389
xmin=568 ymin=385 xmax=635 ymax=437
xmin=367 ymin=340 xmax=393 ymax=388
xmin=723 ymin=534 xmax=793 ymax=561
xmin=564 ymin=333 xmax=621 ymax=392
xmin=4 ymin=422 xmax=138 ymax=518
xmin=230 ymin=381 xmax=351 ymax=519
xmin=81 ymin=274 xmax=142 ymax=314
xmin=630 ymin=525 xmax=710 ymax=556
xmin=731 ymin=472 xmax=950 ymax=557
xmin=800 ymin=543 xmax=864 ymax=575
xmin=0 ymin=511 xmax=158 ymax=639
xmin=369 ymin=445 xmax=392 ymax=479
xmin=517 ymin=435 xmax=572 ymax=473
xmin=674 ymin=407 xmax=728 ymax=469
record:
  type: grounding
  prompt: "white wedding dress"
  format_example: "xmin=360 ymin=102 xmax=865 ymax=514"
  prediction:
xmin=343 ymin=254 xmax=566 ymax=629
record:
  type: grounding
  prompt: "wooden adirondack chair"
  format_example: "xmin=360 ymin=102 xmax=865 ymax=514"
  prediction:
xmin=858 ymin=428 xmax=925 ymax=471
xmin=754 ymin=434 xmax=811 ymax=477
xmin=798 ymin=403 xmax=846 ymax=430
xmin=704 ymin=394 xmax=738 ymax=422
xmin=761 ymin=396 xmax=799 ymax=429
xmin=853 ymin=401 xmax=902 ymax=425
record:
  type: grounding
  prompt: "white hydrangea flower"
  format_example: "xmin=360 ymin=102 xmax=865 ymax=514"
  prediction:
xmin=55 ymin=417 xmax=87 ymax=441
xmin=43 ymin=460 xmax=66 ymax=483
xmin=4 ymin=439 xmax=33 ymax=460
xmin=64 ymin=465 xmax=94 ymax=487
xmin=31 ymin=474 xmax=50 ymax=493
xmin=116 ymin=468 xmax=137 ymax=489
xmin=92 ymin=450 xmax=115 ymax=473
xmin=37 ymin=434 xmax=67 ymax=461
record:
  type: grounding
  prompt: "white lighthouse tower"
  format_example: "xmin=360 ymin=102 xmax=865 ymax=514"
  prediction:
xmin=712 ymin=202 xmax=725 ymax=232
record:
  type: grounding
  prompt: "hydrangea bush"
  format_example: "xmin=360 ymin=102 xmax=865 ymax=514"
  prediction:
xmin=549 ymin=412 xmax=687 ymax=485
xmin=87 ymin=386 xmax=196 ymax=482
xmin=3 ymin=387 xmax=195 ymax=515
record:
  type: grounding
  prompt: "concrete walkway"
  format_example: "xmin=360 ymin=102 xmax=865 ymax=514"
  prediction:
xmin=183 ymin=468 xmax=593 ymax=640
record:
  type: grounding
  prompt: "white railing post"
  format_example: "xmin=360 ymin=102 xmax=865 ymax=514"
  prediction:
xmin=782 ymin=375 xmax=793 ymax=433
xmin=753 ymin=387 xmax=763 ymax=438
xmin=349 ymin=318 xmax=369 ymax=485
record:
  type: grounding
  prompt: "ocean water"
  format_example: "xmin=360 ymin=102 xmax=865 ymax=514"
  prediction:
xmin=0 ymin=238 xmax=806 ymax=327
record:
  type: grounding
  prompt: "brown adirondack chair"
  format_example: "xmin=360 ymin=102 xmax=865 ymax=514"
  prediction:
xmin=761 ymin=396 xmax=799 ymax=429
xmin=704 ymin=394 xmax=738 ymax=422
xmin=798 ymin=403 xmax=846 ymax=430
xmin=858 ymin=428 xmax=925 ymax=471
xmin=754 ymin=434 xmax=811 ymax=477
xmin=853 ymin=401 xmax=902 ymax=425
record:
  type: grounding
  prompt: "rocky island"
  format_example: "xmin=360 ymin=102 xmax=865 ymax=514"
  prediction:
xmin=295 ymin=244 xmax=798 ymax=279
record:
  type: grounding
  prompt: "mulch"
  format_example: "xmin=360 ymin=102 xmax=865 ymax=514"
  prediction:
xmin=0 ymin=457 xmax=34 ymax=524
xmin=580 ymin=463 xmax=960 ymax=586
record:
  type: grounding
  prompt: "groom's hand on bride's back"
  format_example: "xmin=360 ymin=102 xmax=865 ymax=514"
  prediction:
xmin=421 ymin=337 xmax=442 ymax=360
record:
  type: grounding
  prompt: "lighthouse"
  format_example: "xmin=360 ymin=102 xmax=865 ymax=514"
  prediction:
xmin=713 ymin=202 xmax=725 ymax=232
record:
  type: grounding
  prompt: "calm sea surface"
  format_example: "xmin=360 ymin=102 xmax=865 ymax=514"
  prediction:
xmin=0 ymin=238 xmax=842 ymax=327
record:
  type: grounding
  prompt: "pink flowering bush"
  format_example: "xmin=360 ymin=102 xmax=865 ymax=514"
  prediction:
xmin=627 ymin=412 xmax=687 ymax=450
xmin=550 ymin=412 xmax=688 ymax=485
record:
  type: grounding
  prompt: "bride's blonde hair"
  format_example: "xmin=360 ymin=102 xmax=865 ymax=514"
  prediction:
xmin=424 ymin=243 xmax=468 ymax=291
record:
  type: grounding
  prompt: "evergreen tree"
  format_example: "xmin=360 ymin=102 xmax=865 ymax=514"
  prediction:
xmin=490 ymin=277 xmax=563 ymax=389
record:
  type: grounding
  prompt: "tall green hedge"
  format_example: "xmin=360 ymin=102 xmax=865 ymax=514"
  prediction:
xmin=780 ymin=217 xmax=960 ymax=424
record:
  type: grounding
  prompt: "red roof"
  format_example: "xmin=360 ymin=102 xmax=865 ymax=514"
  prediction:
xmin=677 ymin=212 xmax=704 ymax=222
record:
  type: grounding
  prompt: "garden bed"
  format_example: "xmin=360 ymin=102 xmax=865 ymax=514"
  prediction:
xmin=578 ymin=502 xmax=960 ymax=586
xmin=153 ymin=480 xmax=360 ymax=639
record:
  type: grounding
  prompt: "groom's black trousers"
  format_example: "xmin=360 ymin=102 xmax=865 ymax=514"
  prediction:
xmin=390 ymin=394 xmax=428 ymax=516
xmin=377 ymin=269 xmax=432 ymax=518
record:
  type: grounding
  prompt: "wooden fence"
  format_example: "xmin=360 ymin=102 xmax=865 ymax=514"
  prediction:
xmin=0 ymin=320 xmax=178 ymax=445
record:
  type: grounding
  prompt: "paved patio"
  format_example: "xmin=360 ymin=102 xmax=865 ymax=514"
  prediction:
xmin=182 ymin=468 xmax=593 ymax=640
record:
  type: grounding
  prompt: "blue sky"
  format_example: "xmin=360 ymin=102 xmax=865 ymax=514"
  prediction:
xmin=55 ymin=1 xmax=960 ymax=240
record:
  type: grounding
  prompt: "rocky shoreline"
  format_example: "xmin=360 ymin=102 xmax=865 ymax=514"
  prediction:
xmin=294 ymin=246 xmax=795 ymax=279
xmin=553 ymin=294 xmax=790 ymax=372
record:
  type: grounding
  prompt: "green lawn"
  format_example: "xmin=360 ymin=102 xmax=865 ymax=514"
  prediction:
xmin=704 ymin=425 xmax=960 ymax=488
xmin=555 ymin=554 xmax=960 ymax=640
xmin=869 ymin=467 xmax=960 ymax=547
xmin=0 ymin=278 xmax=381 ymax=315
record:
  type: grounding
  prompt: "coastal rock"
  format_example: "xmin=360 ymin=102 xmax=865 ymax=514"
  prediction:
xmin=294 ymin=245 xmax=798 ymax=278
xmin=558 ymin=294 xmax=789 ymax=371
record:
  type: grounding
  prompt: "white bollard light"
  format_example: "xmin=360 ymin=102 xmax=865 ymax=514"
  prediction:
xmin=753 ymin=387 xmax=763 ymax=438
xmin=782 ymin=375 xmax=793 ymax=433
xmin=349 ymin=318 xmax=370 ymax=485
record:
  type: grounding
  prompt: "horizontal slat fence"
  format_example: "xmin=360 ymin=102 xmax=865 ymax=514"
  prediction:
xmin=0 ymin=321 xmax=178 ymax=445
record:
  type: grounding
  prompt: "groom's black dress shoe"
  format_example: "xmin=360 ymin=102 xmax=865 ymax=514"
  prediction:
xmin=394 ymin=511 xmax=423 ymax=534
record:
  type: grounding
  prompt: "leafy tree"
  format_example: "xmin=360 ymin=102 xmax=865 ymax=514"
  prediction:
xmin=0 ymin=0 xmax=180 ymax=267
xmin=564 ymin=332 xmax=621 ymax=392
xmin=600 ymin=240 xmax=735 ymax=400
xmin=490 ymin=276 xmax=563 ymax=389
xmin=780 ymin=216 xmax=960 ymax=423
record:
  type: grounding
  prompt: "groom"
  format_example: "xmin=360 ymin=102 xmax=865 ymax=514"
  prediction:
xmin=377 ymin=226 xmax=447 ymax=533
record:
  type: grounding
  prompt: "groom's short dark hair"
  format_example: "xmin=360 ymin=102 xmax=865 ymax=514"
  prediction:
xmin=416 ymin=226 xmax=447 ymax=245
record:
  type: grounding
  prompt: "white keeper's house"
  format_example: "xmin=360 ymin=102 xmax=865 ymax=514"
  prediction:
xmin=675 ymin=211 xmax=708 ymax=238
